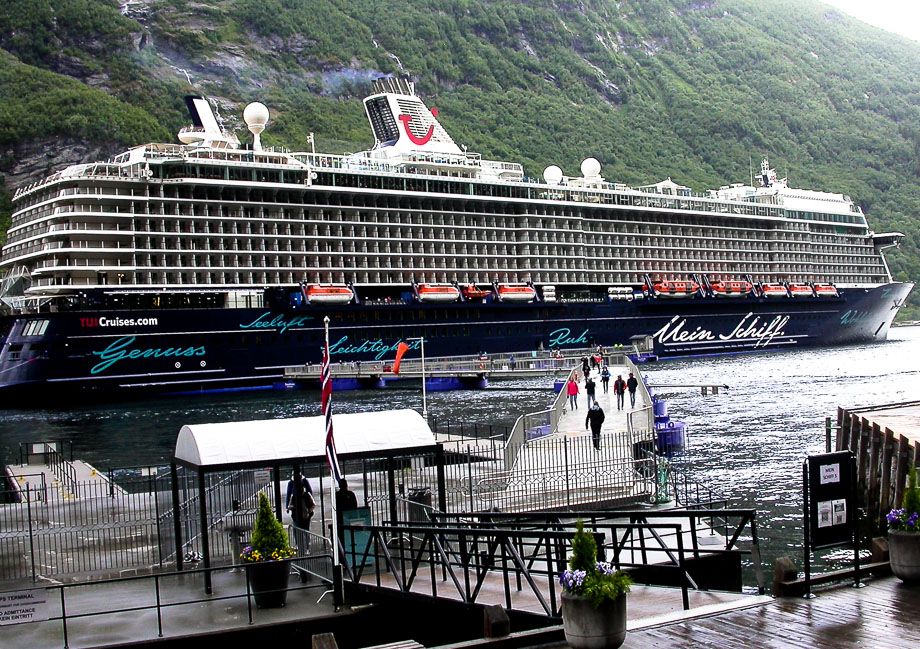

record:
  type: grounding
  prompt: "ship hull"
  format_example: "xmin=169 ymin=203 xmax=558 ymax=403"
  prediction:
xmin=0 ymin=282 xmax=911 ymax=405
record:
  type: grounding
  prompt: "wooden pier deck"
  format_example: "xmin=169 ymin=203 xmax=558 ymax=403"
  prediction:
xmin=622 ymin=575 xmax=918 ymax=648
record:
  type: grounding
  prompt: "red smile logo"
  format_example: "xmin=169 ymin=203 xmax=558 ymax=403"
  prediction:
xmin=398 ymin=114 xmax=434 ymax=146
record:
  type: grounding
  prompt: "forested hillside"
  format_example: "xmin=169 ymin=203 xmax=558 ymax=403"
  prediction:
xmin=1 ymin=0 xmax=917 ymax=318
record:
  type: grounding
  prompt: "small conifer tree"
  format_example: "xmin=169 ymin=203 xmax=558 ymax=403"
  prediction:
xmin=570 ymin=519 xmax=598 ymax=571
xmin=249 ymin=492 xmax=292 ymax=560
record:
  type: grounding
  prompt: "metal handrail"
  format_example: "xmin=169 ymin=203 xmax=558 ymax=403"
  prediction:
xmin=342 ymin=519 xmax=714 ymax=616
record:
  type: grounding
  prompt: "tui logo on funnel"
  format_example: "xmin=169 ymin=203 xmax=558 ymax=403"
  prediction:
xmin=398 ymin=113 xmax=435 ymax=146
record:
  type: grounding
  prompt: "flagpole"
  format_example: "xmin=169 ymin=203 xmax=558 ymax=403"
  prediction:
xmin=325 ymin=316 xmax=340 ymax=571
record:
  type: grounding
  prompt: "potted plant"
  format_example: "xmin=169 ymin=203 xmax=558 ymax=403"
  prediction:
xmin=887 ymin=465 xmax=920 ymax=584
xmin=241 ymin=492 xmax=295 ymax=607
xmin=559 ymin=520 xmax=632 ymax=649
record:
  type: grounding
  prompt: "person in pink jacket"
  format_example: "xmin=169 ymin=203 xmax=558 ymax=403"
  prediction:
xmin=566 ymin=378 xmax=580 ymax=409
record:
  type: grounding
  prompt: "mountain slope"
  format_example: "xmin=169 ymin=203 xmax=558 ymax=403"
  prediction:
xmin=0 ymin=0 xmax=917 ymax=317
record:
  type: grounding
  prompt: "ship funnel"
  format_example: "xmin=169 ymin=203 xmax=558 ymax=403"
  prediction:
xmin=364 ymin=77 xmax=462 ymax=156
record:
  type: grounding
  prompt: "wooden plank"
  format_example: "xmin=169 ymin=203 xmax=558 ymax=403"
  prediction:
xmin=836 ymin=406 xmax=847 ymax=452
xmin=849 ymin=413 xmax=860 ymax=459
xmin=866 ymin=423 xmax=881 ymax=520
xmin=857 ymin=416 xmax=871 ymax=492
xmin=894 ymin=435 xmax=911 ymax=509
xmin=879 ymin=427 xmax=895 ymax=521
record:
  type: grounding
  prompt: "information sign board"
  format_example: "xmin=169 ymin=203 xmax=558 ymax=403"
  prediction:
xmin=806 ymin=451 xmax=855 ymax=549
xmin=0 ymin=589 xmax=48 ymax=626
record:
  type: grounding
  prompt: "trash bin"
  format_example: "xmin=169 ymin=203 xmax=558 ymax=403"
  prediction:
xmin=407 ymin=487 xmax=432 ymax=522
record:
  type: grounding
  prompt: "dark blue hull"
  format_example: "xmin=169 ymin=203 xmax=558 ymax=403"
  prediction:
xmin=0 ymin=282 xmax=911 ymax=404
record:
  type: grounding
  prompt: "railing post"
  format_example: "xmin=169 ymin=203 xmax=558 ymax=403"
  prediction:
xmin=155 ymin=574 xmax=164 ymax=637
xmin=60 ymin=586 xmax=69 ymax=649
xmin=25 ymin=488 xmax=38 ymax=583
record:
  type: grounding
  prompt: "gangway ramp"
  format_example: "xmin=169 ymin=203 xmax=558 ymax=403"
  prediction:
xmin=341 ymin=510 xmax=766 ymax=623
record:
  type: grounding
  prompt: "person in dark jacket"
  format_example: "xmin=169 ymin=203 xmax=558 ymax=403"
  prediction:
xmin=585 ymin=403 xmax=605 ymax=450
xmin=585 ymin=376 xmax=597 ymax=408
xmin=613 ymin=375 xmax=627 ymax=410
xmin=626 ymin=372 xmax=639 ymax=408
xmin=600 ymin=365 xmax=611 ymax=393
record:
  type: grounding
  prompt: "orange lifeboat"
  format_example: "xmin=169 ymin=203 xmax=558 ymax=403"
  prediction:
xmin=761 ymin=283 xmax=788 ymax=298
xmin=497 ymin=284 xmax=536 ymax=302
xmin=814 ymin=283 xmax=839 ymax=298
xmin=417 ymin=283 xmax=460 ymax=303
xmin=710 ymin=280 xmax=753 ymax=298
xmin=461 ymin=284 xmax=491 ymax=300
xmin=650 ymin=280 xmax=699 ymax=298
xmin=788 ymin=283 xmax=814 ymax=298
xmin=304 ymin=283 xmax=354 ymax=305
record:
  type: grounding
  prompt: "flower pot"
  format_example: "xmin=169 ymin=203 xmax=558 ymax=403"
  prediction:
xmin=561 ymin=591 xmax=627 ymax=649
xmin=889 ymin=530 xmax=920 ymax=584
xmin=246 ymin=560 xmax=291 ymax=608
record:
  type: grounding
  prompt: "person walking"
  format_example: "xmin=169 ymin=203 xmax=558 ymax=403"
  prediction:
xmin=586 ymin=403 xmax=605 ymax=450
xmin=581 ymin=356 xmax=590 ymax=378
xmin=585 ymin=376 xmax=597 ymax=408
xmin=627 ymin=372 xmax=639 ymax=408
xmin=613 ymin=374 xmax=627 ymax=410
xmin=600 ymin=365 xmax=611 ymax=393
xmin=509 ymin=355 xmax=516 ymax=370
xmin=566 ymin=377 xmax=580 ymax=410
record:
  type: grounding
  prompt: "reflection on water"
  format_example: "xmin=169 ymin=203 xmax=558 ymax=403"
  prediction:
xmin=1 ymin=327 xmax=918 ymax=572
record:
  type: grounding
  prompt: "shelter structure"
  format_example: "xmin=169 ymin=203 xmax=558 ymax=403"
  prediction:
xmin=171 ymin=409 xmax=445 ymax=592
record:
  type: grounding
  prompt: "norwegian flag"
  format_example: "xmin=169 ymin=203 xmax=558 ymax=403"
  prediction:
xmin=322 ymin=337 xmax=343 ymax=482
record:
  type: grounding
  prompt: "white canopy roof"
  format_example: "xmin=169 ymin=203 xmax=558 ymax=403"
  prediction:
xmin=174 ymin=409 xmax=437 ymax=469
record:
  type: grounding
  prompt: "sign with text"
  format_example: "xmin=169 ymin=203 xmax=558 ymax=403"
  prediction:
xmin=806 ymin=451 xmax=855 ymax=549
xmin=254 ymin=469 xmax=272 ymax=486
xmin=0 ymin=589 xmax=48 ymax=626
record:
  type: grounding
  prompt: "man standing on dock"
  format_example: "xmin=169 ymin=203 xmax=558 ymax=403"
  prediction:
xmin=586 ymin=403 xmax=605 ymax=450
xmin=626 ymin=372 xmax=639 ymax=409
xmin=613 ymin=375 xmax=626 ymax=410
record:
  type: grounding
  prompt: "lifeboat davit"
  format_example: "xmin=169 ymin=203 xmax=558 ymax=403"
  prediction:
xmin=461 ymin=284 xmax=491 ymax=300
xmin=417 ymin=283 xmax=460 ymax=303
xmin=649 ymin=280 xmax=699 ymax=298
xmin=789 ymin=283 xmax=814 ymax=298
xmin=710 ymin=280 xmax=752 ymax=298
xmin=814 ymin=283 xmax=839 ymax=298
xmin=497 ymin=284 xmax=536 ymax=302
xmin=761 ymin=283 xmax=788 ymax=298
xmin=305 ymin=284 xmax=354 ymax=305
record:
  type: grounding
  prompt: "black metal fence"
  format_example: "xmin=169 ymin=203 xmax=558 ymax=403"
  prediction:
xmin=1 ymin=429 xmax=659 ymax=585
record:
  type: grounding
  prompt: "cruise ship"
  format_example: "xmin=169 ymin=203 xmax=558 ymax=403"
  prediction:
xmin=0 ymin=77 xmax=912 ymax=401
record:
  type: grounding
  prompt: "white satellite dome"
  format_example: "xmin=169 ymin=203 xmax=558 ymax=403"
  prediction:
xmin=243 ymin=102 xmax=270 ymax=151
xmin=543 ymin=165 xmax=563 ymax=185
xmin=243 ymin=102 xmax=270 ymax=129
xmin=581 ymin=157 xmax=601 ymax=178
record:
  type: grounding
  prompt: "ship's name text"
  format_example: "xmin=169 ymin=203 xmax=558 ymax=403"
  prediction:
xmin=328 ymin=336 xmax=422 ymax=361
xmin=548 ymin=328 xmax=590 ymax=348
xmin=90 ymin=336 xmax=206 ymax=374
xmin=654 ymin=313 xmax=790 ymax=347
xmin=240 ymin=312 xmax=312 ymax=334
xmin=840 ymin=310 xmax=869 ymax=325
